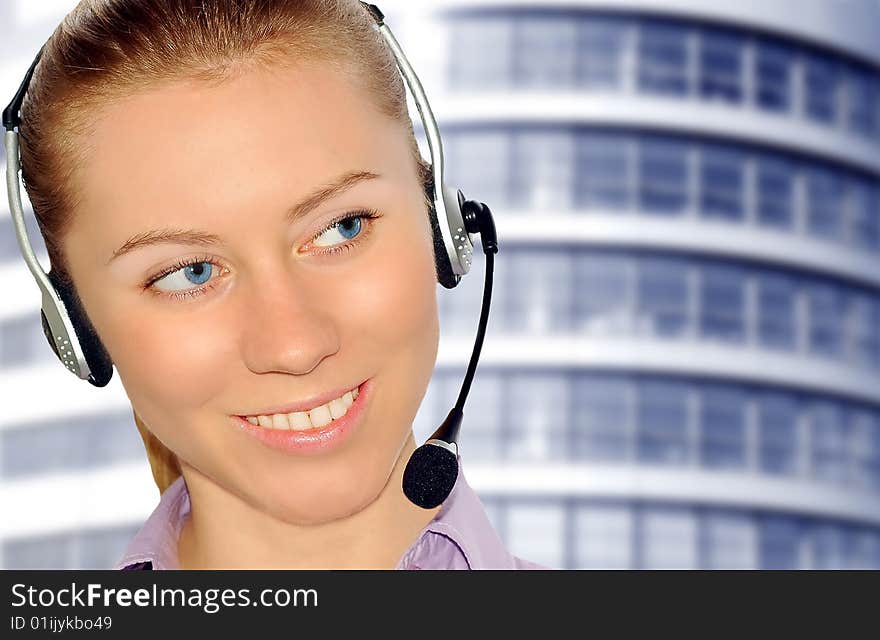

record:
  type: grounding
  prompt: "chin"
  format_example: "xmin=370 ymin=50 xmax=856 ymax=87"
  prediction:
xmin=248 ymin=453 xmax=393 ymax=526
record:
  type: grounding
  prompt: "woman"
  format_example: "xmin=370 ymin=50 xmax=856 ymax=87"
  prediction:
xmin=14 ymin=0 xmax=546 ymax=569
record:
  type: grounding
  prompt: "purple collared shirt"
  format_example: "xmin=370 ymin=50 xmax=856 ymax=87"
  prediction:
xmin=116 ymin=459 xmax=548 ymax=570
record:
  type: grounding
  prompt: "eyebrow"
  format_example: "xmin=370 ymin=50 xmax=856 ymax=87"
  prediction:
xmin=106 ymin=169 xmax=381 ymax=265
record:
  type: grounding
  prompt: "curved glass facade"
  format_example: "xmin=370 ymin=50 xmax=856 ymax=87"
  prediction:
xmin=440 ymin=247 xmax=880 ymax=373
xmin=2 ymin=524 xmax=140 ymax=570
xmin=434 ymin=3 xmax=880 ymax=568
xmin=447 ymin=10 xmax=880 ymax=140
xmin=479 ymin=497 xmax=880 ymax=569
xmin=416 ymin=370 xmax=880 ymax=493
xmin=0 ymin=411 xmax=145 ymax=480
xmin=442 ymin=127 xmax=880 ymax=257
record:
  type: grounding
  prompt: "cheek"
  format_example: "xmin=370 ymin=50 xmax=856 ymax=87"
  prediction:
xmin=106 ymin=302 xmax=231 ymax=411
xmin=340 ymin=218 xmax=439 ymax=350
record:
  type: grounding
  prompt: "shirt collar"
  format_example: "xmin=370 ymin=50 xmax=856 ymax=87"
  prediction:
xmin=115 ymin=472 xmax=189 ymax=570
xmin=115 ymin=456 xmax=518 ymax=570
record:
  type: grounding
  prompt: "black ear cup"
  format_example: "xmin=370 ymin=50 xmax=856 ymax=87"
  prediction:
xmin=45 ymin=270 xmax=114 ymax=387
xmin=424 ymin=179 xmax=460 ymax=290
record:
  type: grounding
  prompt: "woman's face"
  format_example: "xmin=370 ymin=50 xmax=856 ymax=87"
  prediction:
xmin=62 ymin=60 xmax=440 ymax=524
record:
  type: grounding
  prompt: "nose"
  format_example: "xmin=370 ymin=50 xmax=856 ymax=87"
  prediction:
xmin=239 ymin=269 xmax=341 ymax=376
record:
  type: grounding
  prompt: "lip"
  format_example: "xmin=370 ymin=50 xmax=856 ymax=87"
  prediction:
xmin=239 ymin=380 xmax=366 ymax=417
xmin=233 ymin=378 xmax=372 ymax=455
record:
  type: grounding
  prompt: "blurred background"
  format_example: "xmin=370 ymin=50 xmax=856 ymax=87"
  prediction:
xmin=2 ymin=0 xmax=879 ymax=569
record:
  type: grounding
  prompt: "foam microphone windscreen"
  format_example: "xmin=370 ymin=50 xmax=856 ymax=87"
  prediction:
xmin=402 ymin=443 xmax=459 ymax=509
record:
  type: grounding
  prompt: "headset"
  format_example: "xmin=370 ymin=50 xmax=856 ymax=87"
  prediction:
xmin=3 ymin=1 xmax=498 ymax=510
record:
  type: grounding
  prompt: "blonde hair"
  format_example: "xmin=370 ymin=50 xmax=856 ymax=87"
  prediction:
xmin=133 ymin=409 xmax=182 ymax=494
xmin=20 ymin=0 xmax=433 ymax=494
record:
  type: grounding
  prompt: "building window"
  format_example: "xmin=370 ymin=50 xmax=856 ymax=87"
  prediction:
xmin=1 ymin=314 xmax=48 ymax=367
xmin=513 ymin=15 xmax=578 ymax=88
xmin=757 ymin=392 xmax=799 ymax=475
xmin=759 ymin=516 xmax=803 ymax=569
xmin=698 ymin=29 xmax=744 ymax=104
xmin=507 ymin=373 xmax=569 ymax=461
xmin=447 ymin=16 xmax=513 ymax=89
xmin=507 ymin=249 xmax=573 ymax=334
xmin=699 ymin=264 xmax=745 ymax=343
xmin=811 ymin=524 xmax=846 ymax=569
xmin=636 ymin=256 xmax=690 ymax=337
xmin=845 ymin=66 xmax=879 ymax=137
xmin=445 ymin=130 xmax=512 ymax=211
xmin=756 ymin=155 xmax=794 ymax=229
xmin=807 ymin=283 xmax=845 ymax=357
xmin=2 ymin=413 xmax=144 ymax=479
xmin=701 ymin=511 xmax=757 ymax=569
xmin=805 ymin=166 xmax=845 ymax=241
xmin=572 ymin=375 xmax=631 ymax=461
xmin=577 ymin=16 xmax=629 ymax=90
xmin=755 ymin=40 xmax=793 ymax=112
xmin=637 ymin=20 xmax=689 ymax=96
xmin=506 ymin=502 xmax=566 ymax=569
xmin=573 ymin=503 xmax=633 ymax=568
xmin=804 ymin=53 xmax=840 ymax=124
xmin=850 ymin=410 xmax=880 ymax=492
xmin=848 ymin=178 xmax=880 ymax=252
xmin=756 ymin=272 xmax=797 ymax=350
xmin=809 ymin=402 xmax=849 ymax=485
xmin=636 ymin=380 xmax=690 ymax=464
xmin=840 ymin=527 xmax=879 ymax=569
xmin=573 ymin=254 xmax=632 ymax=335
xmin=847 ymin=293 xmax=880 ymax=369
xmin=640 ymin=506 xmax=698 ymax=568
xmin=3 ymin=525 xmax=140 ymax=569
xmin=638 ymin=137 xmax=689 ymax=214
xmin=575 ymin=131 xmax=631 ymax=210
xmin=700 ymin=146 xmax=745 ymax=221
xmin=512 ymin=130 xmax=576 ymax=210
xmin=699 ymin=385 xmax=747 ymax=469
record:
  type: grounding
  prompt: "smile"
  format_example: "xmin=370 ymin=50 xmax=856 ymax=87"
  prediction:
xmin=233 ymin=378 xmax=372 ymax=455
xmin=241 ymin=385 xmax=360 ymax=431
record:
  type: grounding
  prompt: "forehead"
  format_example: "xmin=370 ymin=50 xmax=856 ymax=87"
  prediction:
xmin=73 ymin=61 xmax=406 ymax=222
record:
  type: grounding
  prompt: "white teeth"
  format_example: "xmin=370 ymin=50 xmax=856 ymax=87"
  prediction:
xmin=309 ymin=404 xmax=332 ymax=428
xmin=352 ymin=387 xmax=359 ymax=400
xmin=328 ymin=397 xmax=348 ymax=419
xmin=288 ymin=411 xmax=312 ymax=430
xmin=246 ymin=385 xmax=360 ymax=430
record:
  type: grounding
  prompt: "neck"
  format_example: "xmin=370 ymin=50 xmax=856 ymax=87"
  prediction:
xmin=176 ymin=432 xmax=442 ymax=569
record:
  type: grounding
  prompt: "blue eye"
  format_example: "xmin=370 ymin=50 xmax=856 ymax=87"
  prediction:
xmin=152 ymin=261 xmax=216 ymax=292
xmin=313 ymin=215 xmax=363 ymax=246
xmin=309 ymin=209 xmax=382 ymax=256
